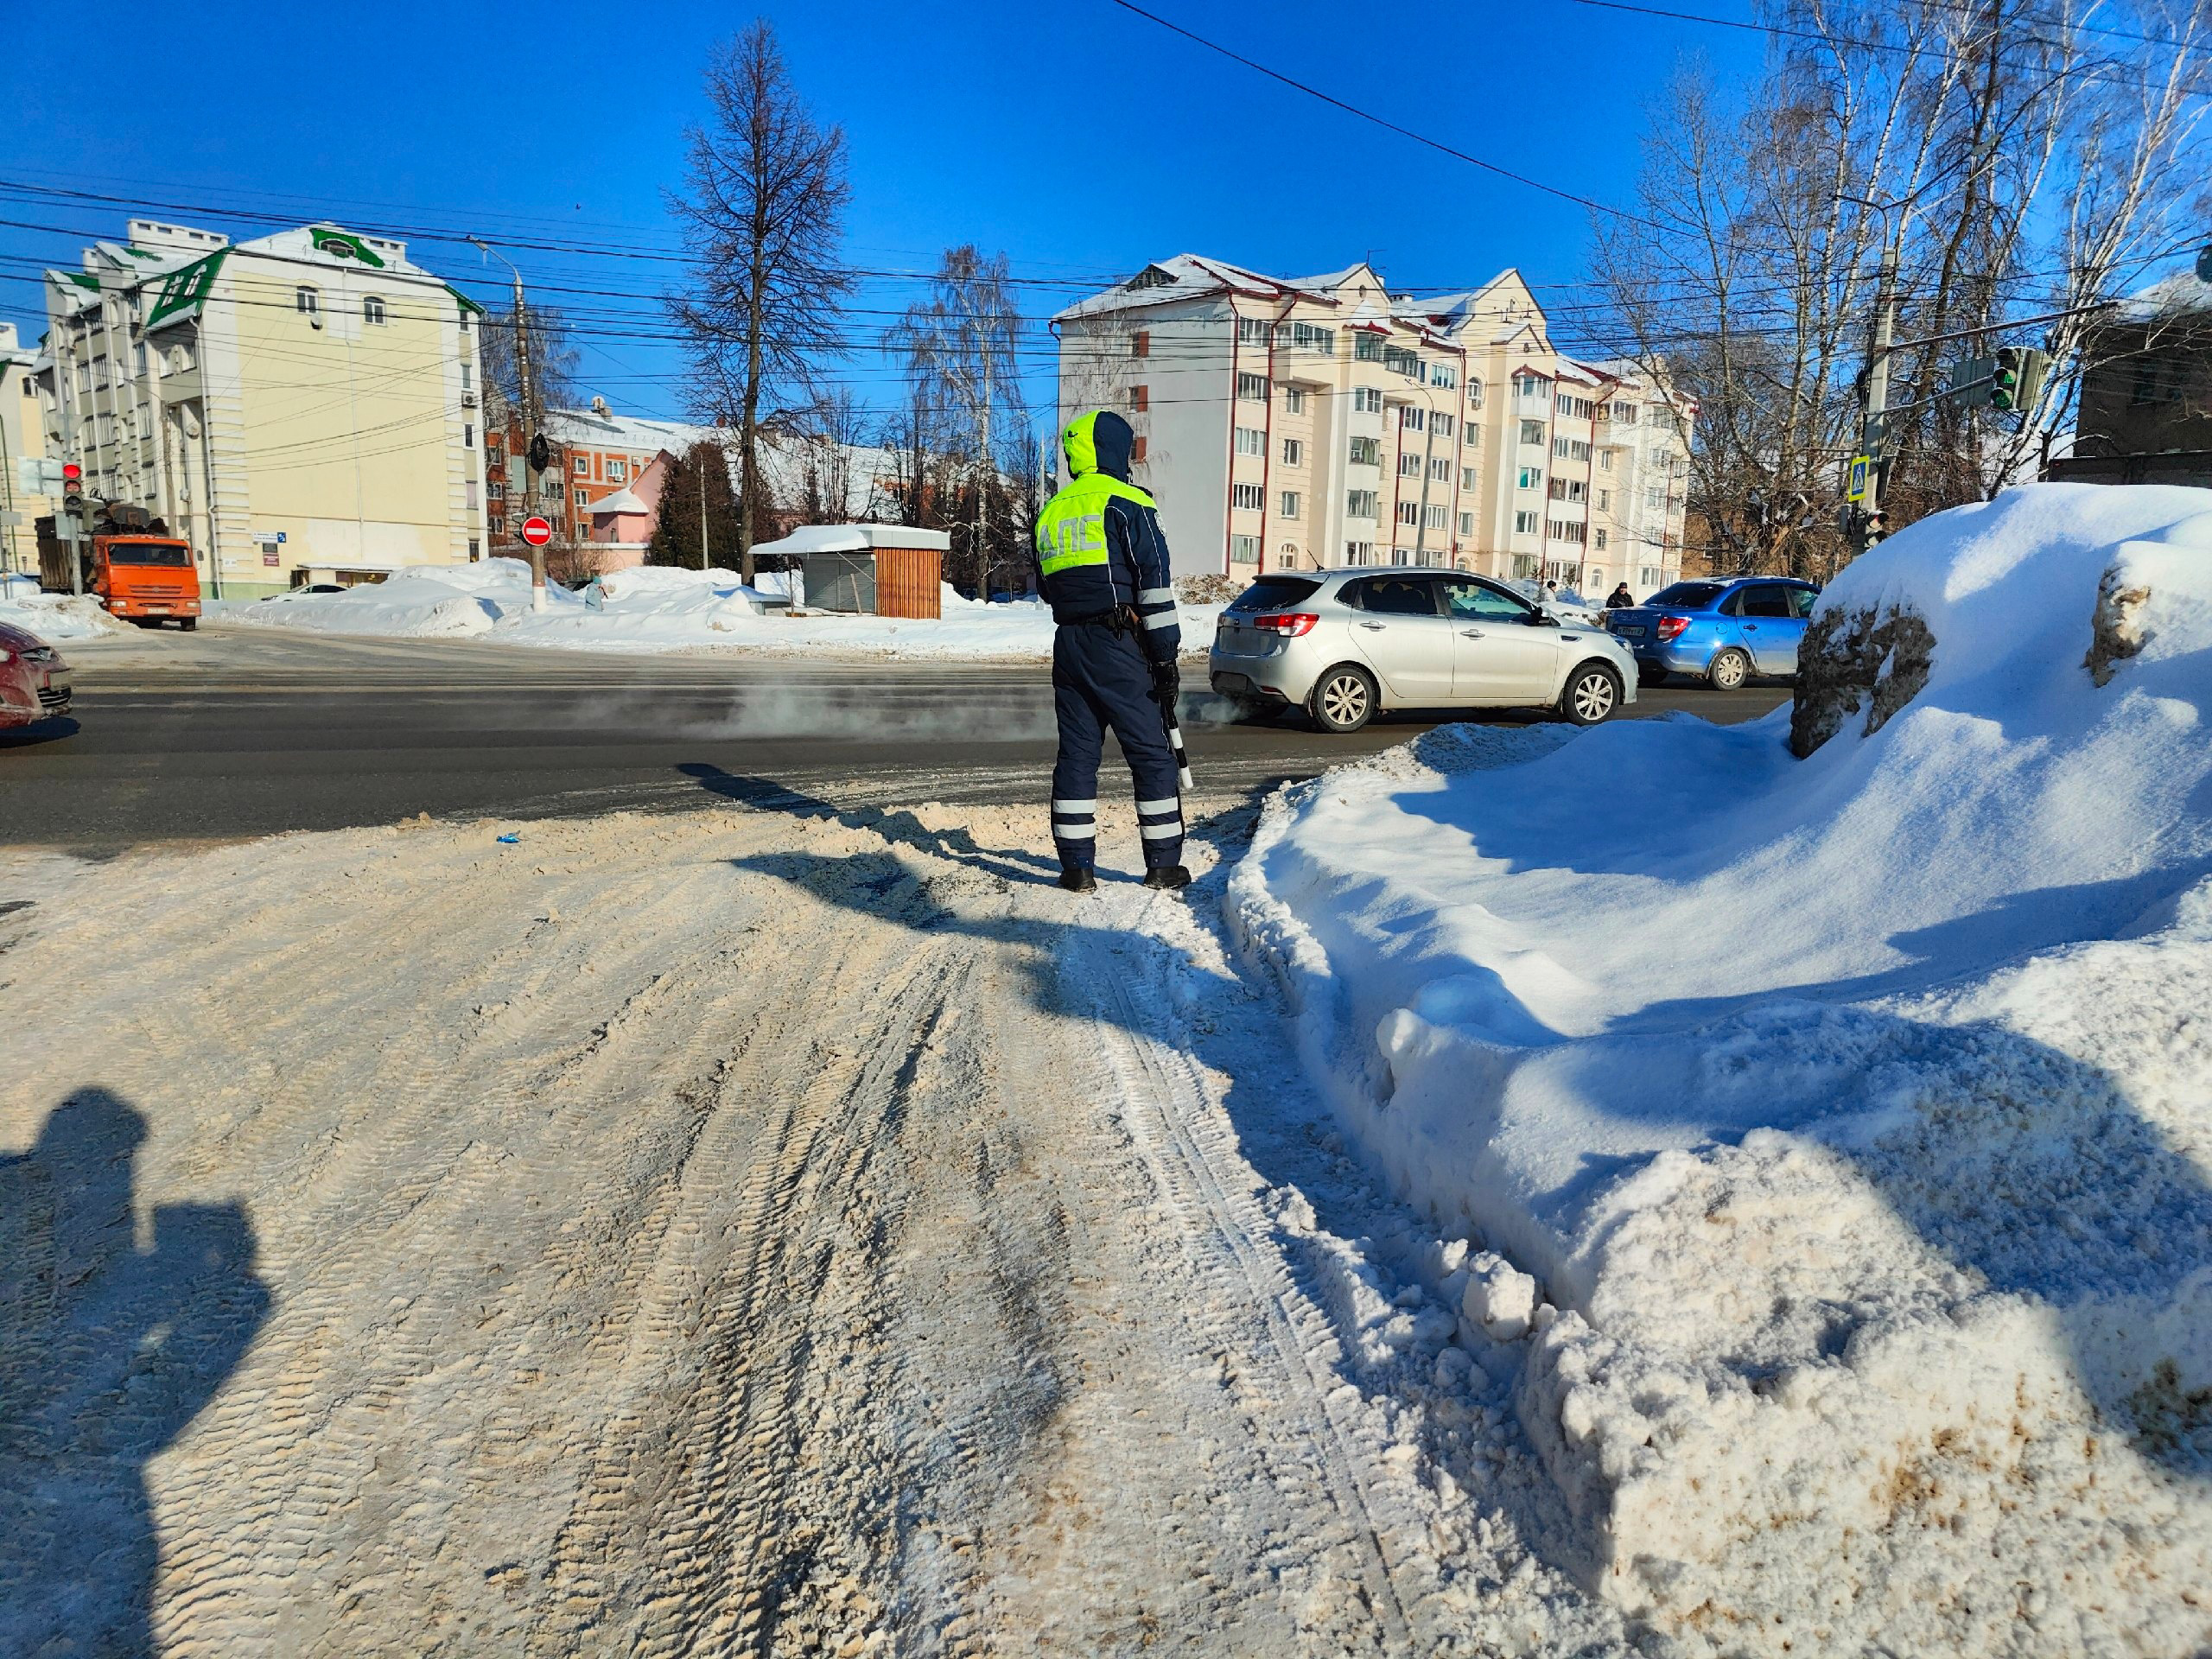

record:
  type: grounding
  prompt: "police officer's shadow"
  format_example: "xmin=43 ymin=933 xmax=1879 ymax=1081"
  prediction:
xmin=677 ymin=762 xmax=1064 ymax=885
xmin=0 ymin=1088 xmax=270 ymax=1656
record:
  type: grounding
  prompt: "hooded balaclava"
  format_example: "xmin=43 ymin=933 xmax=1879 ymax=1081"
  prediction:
xmin=1064 ymin=410 xmax=1136 ymax=483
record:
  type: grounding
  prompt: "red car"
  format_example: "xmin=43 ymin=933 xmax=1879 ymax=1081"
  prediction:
xmin=0 ymin=620 xmax=71 ymax=728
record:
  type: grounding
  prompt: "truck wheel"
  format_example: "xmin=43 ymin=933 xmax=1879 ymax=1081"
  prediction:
xmin=1708 ymin=648 xmax=1751 ymax=690
xmin=179 ymin=617 xmax=198 ymax=632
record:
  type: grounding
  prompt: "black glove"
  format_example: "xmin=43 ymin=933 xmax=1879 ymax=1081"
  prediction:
xmin=1150 ymin=658 xmax=1181 ymax=702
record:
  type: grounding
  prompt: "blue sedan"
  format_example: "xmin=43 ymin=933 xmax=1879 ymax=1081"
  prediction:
xmin=1604 ymin=576 xmax=1821 ymax=689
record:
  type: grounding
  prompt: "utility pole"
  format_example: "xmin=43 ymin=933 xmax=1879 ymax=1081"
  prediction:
xmin=472 ymin=238 xmax=544 ymax=611
xmin=699 ymin=448 xmax=710 ymax=570
xmin=1849 ymin=243 xmax=1899 ymax=556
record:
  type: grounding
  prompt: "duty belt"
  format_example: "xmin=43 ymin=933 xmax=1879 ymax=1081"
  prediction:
xmin=1060 ymin=607 xmax=1137 ymax=634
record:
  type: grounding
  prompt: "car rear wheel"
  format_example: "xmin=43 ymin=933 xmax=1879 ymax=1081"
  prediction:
xmin=1309 ymin=664 xmax=1377 ymax=734
xmin=1561 ymin=663 xmax=1623 ymax=726
xmin=1708 ymin=648 xmax=1751 ymax=691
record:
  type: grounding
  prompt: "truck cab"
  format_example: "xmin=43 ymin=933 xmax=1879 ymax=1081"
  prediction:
xmin=90 ymin=536 xmax=202 ymax=628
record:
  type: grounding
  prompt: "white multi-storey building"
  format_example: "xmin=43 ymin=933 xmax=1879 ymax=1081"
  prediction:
xmin=1054 ymin=256 xmax=1693 ymax=594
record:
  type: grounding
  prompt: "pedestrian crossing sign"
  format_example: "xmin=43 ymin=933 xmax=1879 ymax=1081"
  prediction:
xmin=1845 ymin=455 xmax=1871 ymax=502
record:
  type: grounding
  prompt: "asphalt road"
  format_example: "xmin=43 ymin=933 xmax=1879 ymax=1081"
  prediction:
xmin=1 ymin=626 xmax=1789 ymax=850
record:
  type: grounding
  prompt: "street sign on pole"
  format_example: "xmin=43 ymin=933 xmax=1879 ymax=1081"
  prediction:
xmin=1845 ymin=456 xmax=1871 ymax=503
xmin=521 ymin=516 xmax=552 ymax=547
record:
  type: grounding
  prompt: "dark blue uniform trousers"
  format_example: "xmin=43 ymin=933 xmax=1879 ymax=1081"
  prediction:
xmin=1050 ymin=623 xmax=1185 ymax=872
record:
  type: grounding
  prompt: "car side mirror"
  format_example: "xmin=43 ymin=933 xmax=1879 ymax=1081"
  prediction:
xmin=1527 ymin=611 xmax=1559 ymax=626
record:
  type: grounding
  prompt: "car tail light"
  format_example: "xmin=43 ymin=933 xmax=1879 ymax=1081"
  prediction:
xmin=1253 ymin=613 xmax=1319 ymax=637
xmin=1656 ymin=614 xmax=1691 ymax=641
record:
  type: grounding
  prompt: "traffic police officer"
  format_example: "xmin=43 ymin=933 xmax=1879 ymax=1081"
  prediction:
xmin=1033 ymin=409 xmax=1188 ymax=893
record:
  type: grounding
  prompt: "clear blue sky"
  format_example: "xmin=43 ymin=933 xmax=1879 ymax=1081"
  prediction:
xmin=3 ymin=0 xmax=1762 ymax=429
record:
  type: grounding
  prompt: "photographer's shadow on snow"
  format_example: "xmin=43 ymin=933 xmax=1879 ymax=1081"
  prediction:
xmin=678 ymin=761 xmax=1062 ymax=884
xmin=0 ymin=1088 xmax=270 ymax=1656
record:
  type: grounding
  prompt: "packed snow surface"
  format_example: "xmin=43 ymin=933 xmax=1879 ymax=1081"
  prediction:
xmin=220 ymin=556 xmax=1223 ymax=660
xmin=1229 ymin=484 xmax=2212 ymax=1654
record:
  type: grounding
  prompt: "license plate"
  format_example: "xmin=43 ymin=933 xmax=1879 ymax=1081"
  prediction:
xmin=144 ymin=606 xmax=171 ymax=614
xmin=1616 ymin=624 xmax=1647 ymax=637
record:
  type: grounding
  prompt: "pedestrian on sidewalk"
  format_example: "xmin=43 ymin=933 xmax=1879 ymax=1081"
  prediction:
xmin=1033 ymin=410 xmax=1189 ymax=893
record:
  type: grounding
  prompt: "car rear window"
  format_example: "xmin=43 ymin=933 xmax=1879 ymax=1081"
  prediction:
xmin=1227 ymin=576 xmax=1323 ymax=613
xmin=1649 ymin=582 xmax=1725 ymax=609
xmin=105 ymin=541 xmax=192 ymax=567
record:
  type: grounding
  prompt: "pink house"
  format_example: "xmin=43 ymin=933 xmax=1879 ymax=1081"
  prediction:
xmin=579 ymin=450 xmax=675 ymax=572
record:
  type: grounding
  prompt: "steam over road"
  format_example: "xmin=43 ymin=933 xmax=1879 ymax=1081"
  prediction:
xmin=1 ymin=626 xmax=1786 ymax=851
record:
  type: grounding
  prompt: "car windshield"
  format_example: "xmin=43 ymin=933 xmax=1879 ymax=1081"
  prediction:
xmin=1227 ymin=576 xmax=1322 ymax=613
xmin=105 ymin=542 xmax=191 ymax=567
xmin=1649 ymin=582 xmax=1726 ymax=609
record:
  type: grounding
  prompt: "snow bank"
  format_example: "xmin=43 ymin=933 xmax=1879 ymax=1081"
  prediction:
xmin=1229 ymin=484 xmax=2212 ymax=1655
xmin=223 ymin=556 xmax=1223 ymax=660
xmin=0 ymin=590 xmax=126 ymax=642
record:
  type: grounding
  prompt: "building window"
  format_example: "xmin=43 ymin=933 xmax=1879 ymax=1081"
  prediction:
xmin=490 ymin=516 xmax=505 ymax=534
xmin=1518 ymin=466 xmax=1542 ymax=490
xmin=1397 ymin=500 xmax=1420 ymax=527
xmin=1236 ymin=372 xmax=1268 ymax=402
xmin=1290 ymin=321 xmax=1335 ymax=354
xmin=1520 ymin=419 xmax=1546 ymax=447
xmin=1611 ymin=401 xmax=1638 ymax=423
xmin=1462 ymin=466 xmax=1480 ymax=490
xmin=1431 ymin=364 xmax=1457 ymax=390
xmin=1236 ymin=316 xmax=1271 ymax=345
xmin=1433 ymin=411 xmax=1454 ymax=439
xmin=363 ymin=296 xmax=386 ymax=324
xmin=296 ymin=287 xmax=319 ymax=317
xmin=1235 ymin=425 xmax=1266 ymax=457
xmin=1283 ymin=386 xmax=1306 ymax=414
xmin=1548 ymin=518 xmax=1588 ymax=544
xmin=1354 ymin=333 xmax=1383 ymax=362
xmin=1281 ymin=437 xmax=1305 ymax=467
xmin=1599 ymin=449 xmax=1614 ymax=472
xmin=572 ymin=456 xmax=588 ymax=475
xmin=1468 ymin=378 xmax=1484 ymax=410
xmin=1548 ymin=478 xmax=1586 ymax=503
xmin=1345 ymin=540 xmax=1376 ymax=564
xmin=1429 ymin=456 xmax=1451 ymax=482
xmin=607 ymin=460 xmax=626 ymax=482
xmin=1280 ymin=490 xmax=1300 ymax=518
xmin=1400 ymin=406 xmax=1425 ymax=432
xmin=1131 ymin=435 xmax=1147 ymax=462
xmin=1349 ymin=436 xmax=1380 ymax=466
xmin=1129 ymin=384 xmax=1149 ymax=412
xmin=1400 ymin=453 xmax=1423 ymax=478
xmin=1352 ymin=386 xmax=1384 ymax=413
xmin=1459 ymin=512 xmax=1475 ymax=536
xmin=1231 ymin=481 xmax=1265 ymax=512
xmin=1346 ymin=489 xmax=1379 ymax=518
xmin=1556 ymin=393 xmax=1595 ymax=419
xmin=1596 ymin=488 xmax=1611 ymax=512
xmin=1131 ymin=330 xmax=1150 ymax=358
xmin=1383 ymin=345 xmax=1421 ymax=378
xmin=1423 ymin=503 xmax=1447 ymax=530
xmin=488 ymin=480 xmax=505 ymax=500
xmin=467 ymin=480 xmax=480 ymax=509
xmin=1515 ymin=511 xmax=1541 ymax=535
xmin=1595 ymin=529 xmax=1609 ymax=550
xmin=1230 ymin=532 xmax=1261 ymax=561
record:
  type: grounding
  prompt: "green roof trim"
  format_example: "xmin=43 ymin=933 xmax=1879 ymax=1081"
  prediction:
xmin=64 ymin=271 xmax=99 ymax=291
xmin=444 ymin=283 xmax=486 ymax=319
xmin=308 ymin=226 xmax=386 ymax=268
xmin=145 ymin=249 xmax=229 ymax=331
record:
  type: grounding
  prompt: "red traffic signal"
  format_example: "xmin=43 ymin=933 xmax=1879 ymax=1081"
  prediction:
xmin=61 ymin=462 xmax=82 ymax=481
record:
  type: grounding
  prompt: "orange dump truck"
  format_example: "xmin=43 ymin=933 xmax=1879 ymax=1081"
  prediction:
xmin=39 ymin=525 xmax=203 ymax=629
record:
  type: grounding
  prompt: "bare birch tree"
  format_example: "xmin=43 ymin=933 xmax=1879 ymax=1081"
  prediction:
xmin=668 ymin=19 xmax=853 ymax=583
xmin=1593 ymin=0 xmax=2208 ymax=578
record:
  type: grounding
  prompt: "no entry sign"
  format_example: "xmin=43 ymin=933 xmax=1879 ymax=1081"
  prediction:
xmin=520 ymin=516 xmax=553 ymax=547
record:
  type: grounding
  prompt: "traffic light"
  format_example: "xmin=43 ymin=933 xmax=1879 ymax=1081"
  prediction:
xmin=61 ymin=461 xmax=83 ymax=514
xmin=1990 ymin=346 xmax=2050 ymax=412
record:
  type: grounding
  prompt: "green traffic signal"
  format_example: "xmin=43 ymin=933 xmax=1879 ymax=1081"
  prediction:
xmin=1992 ymin=348 xmax=2020 ymax=410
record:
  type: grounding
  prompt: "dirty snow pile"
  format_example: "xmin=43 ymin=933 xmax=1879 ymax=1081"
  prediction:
xmin=1229 ymin=483 xmax=2212 ymax=1656
xmin=0 ymin=588 xmax=124 ymax=642
xmin=223 ymin=556 xmax=1222 ymax=660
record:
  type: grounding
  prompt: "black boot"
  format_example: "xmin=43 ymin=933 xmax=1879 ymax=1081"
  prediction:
xmin=1141 ymin=865 xmax=1192 ymax=892
xmin=1059 ymin=866 xmax=1097 ymax=893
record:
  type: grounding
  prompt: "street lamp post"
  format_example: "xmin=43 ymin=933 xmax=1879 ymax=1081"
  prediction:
xmin=470 ymin=238 xmax=545 ymax=612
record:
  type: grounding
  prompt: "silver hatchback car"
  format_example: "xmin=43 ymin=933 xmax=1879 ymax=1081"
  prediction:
xmin=1208 ymin=569 xmax=1639 ymax=732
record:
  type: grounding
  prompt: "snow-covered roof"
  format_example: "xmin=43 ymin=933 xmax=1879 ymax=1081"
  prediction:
xmin=547 ymin=404 xmax=712 ymax=455
xmin=753 ymin=524 xmax=952 ymax=558
xmin=585 ymin=487 xmax=649 ymax=515
xmin=2120 ymin=267 xmax=2212 ymax=323
xmin=1054 ymin=252 xmax=1372 ymax=324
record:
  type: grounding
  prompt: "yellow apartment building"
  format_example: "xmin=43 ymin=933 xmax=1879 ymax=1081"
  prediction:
xmin=1055 ymin=256 xmax=1693 ymax=597
xmin=36 ymin=219 xmax=486 ymax=598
